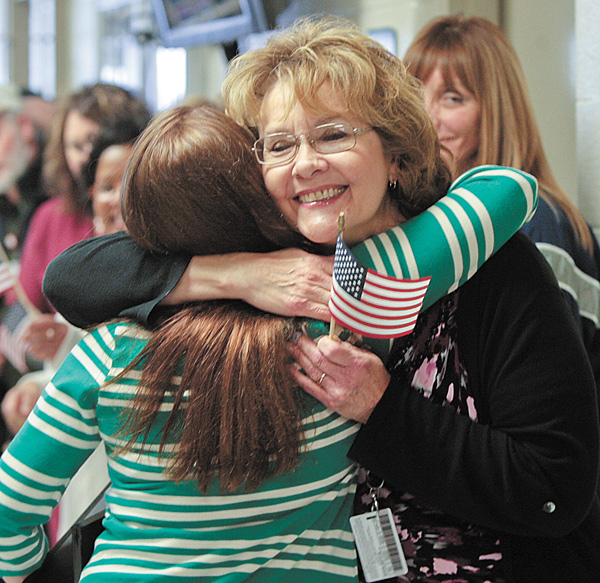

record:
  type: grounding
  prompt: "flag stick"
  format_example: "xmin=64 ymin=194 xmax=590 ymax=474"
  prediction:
xmin=0 ymin=242 xmax=40 ymax=317
xmin=329 ymin=212 xmax=345 ymax=339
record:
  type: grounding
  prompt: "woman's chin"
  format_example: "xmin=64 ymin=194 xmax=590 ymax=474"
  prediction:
xmin=299 ymin=227 xmax=338 ymax=247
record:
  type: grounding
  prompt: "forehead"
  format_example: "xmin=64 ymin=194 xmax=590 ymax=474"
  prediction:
xmin=259 ymin=79 xmax=352 ymax=128
xmin=96 ymin=144 xmax=132 ymax=172
xmin=432 ymin=60 xmax=476 ymax=97
xmin=64 ymin=110 xmax=101 ymax=139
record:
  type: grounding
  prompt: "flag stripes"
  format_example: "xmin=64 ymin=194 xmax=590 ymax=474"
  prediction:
xmin=0 ymin=261 xmax=16 ymax=295
xmin=329 ymin=236 xmax=431 ymax=339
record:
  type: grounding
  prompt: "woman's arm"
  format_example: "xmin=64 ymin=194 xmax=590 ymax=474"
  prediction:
xmin=0 ymin=329 xmax=107 ymax=579
xmin=43 ymin=233 xmax=334 ymax=328
xmin=350 ymin=165 xmax=538 ymax=312
xmin=44 ymin=165 xmax=536 ymax=330
xmin=165 ymin=248 xmax=334 ymax=320
xmin=43 ymin=232 xmax=189 ymax=328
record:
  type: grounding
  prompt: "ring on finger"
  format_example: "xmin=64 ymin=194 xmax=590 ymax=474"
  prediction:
xmin=317 ymin=372 xmax=327 ymax=386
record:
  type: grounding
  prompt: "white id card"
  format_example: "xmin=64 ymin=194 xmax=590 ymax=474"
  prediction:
xmin=350 ymin=508 xmax=408 ymax=582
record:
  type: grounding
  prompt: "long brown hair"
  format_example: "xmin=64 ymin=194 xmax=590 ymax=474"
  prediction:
xmin=404 ymin=15 xmax=593 ymax=251
xmin=118 ymin=106 xmax=308 ymax=492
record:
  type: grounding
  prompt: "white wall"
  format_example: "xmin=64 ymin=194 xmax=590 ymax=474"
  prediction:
xmin=57 ymin=0 xmax=99 ymax=94
xmin=57 ymin=0 xmax=593 ymax=227
xmin=504 ymin=1 xmax=578 ymax=206
xmin=576 ymin=0 xmax=600 ymax=228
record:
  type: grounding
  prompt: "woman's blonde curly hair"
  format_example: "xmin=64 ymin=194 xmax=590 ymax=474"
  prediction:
xmin=223 ymin=16 xmax=451 ymax=219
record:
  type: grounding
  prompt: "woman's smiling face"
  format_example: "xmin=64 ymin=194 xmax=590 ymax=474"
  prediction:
xmin=422 ymin=65 xmax=481 ymax=175
xmin=258 ymin=81 xmax=403 ymax=249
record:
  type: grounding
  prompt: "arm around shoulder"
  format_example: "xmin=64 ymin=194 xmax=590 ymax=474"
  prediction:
xmin=43 ymin=232 xmax=190 ymax=328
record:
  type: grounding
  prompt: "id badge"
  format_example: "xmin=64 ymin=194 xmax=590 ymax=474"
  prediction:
xmin=350 ymin=508 xmax=408 ymax=582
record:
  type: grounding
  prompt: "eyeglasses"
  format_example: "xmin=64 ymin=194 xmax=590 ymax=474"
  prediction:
xmin=253 ymin=122 xmax=373 ymax=166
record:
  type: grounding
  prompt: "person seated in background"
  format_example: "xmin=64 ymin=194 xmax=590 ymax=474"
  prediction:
xmin=0 ymin=84 xmax=50 ymax=256
xmin=403 ymin=14 xmax=600 ymax=390
xmin=2 ymin=122 xmax=139 ymax=436
xmin=0 ymin=84 xmax=52 ymax=446
xmin=0 ymin=121 xmax=140 ymax=548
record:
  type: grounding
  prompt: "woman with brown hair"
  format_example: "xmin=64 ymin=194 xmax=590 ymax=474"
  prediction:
xmin=404 ymin=14 xmax=600 ymax=387
xmin=0 ymin=105 xmax=362 ymax=583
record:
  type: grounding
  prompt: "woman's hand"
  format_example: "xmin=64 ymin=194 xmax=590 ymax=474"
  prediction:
xmin=166 ymin=249 xmax=334 ymax=321
xmin=1 ymin=380 xmax=43 ymax=436
xmin=289 ymin=334 xmax=390 ymax=423
xmin=17 ymin=314 xmax=68 ymax=361
xmin=3 ymin=575 xmax=28 ymax=583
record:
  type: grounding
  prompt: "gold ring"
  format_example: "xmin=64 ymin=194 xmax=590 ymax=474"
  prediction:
xmin=318 ymin=372 xmax=326 ymax=386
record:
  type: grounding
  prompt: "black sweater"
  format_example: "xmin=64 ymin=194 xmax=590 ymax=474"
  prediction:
xmin=350 ymin=234 xmax=600 ymax=582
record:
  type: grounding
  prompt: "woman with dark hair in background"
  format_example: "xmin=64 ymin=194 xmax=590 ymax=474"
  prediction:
xmin=0 ymin=83 xmax=151 ymax=388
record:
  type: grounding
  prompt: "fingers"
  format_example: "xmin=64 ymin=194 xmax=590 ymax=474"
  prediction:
xmin=295 ymin=333 xmax=367 ymax=368
xmin=240 ymin=251 xmax=335 ymax=321
xmin=289 ymin=338 xmax=330 ymax=386
xmin=290 ymin=346 xmax=327 ymax=388
xmin=289 ymin=333 xmax=390 ymax=423
xmin=272 ymin=251 xmax=334 ymax=318
xmin=19 ymin=318 xmax=68 ymax=361
xmin=289 ymin=364 xmax=329 ymax=402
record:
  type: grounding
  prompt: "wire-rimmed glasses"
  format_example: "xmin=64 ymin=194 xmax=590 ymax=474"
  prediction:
xmin=253 ymin=122 xmax=373 ymax=166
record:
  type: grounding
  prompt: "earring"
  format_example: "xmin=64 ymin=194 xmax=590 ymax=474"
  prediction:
xmin=388 ymin=179 xmax=397 ymax=190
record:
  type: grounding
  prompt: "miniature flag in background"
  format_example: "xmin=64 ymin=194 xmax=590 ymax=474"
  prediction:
xmin=0 ymin=301 xmax=29 ymax=373
xmin=329 ymin=234 xmax=431 ymax=339
xmin=0 ymin=261 xmax=16 ymax=295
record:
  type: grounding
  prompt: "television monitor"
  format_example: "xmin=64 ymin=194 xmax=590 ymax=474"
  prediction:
xmin=150 ymin=0 xmax=268 ymax=48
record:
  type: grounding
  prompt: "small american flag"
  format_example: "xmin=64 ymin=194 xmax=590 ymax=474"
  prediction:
xmin=0 ymin=301 xmax=29 ymax=373
xmin=328 ymin=234 xmax=431 ymax=339
xmin=0 ymin=261 xmax=16 ymax=295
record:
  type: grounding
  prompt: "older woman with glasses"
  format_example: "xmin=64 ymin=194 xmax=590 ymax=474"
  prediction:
xmin=41 ymin=17 xmax=600 ymax=583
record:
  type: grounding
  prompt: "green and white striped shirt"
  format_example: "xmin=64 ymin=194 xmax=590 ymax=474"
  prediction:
xmin=0 ymin=323 xmax=360 ymax=582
